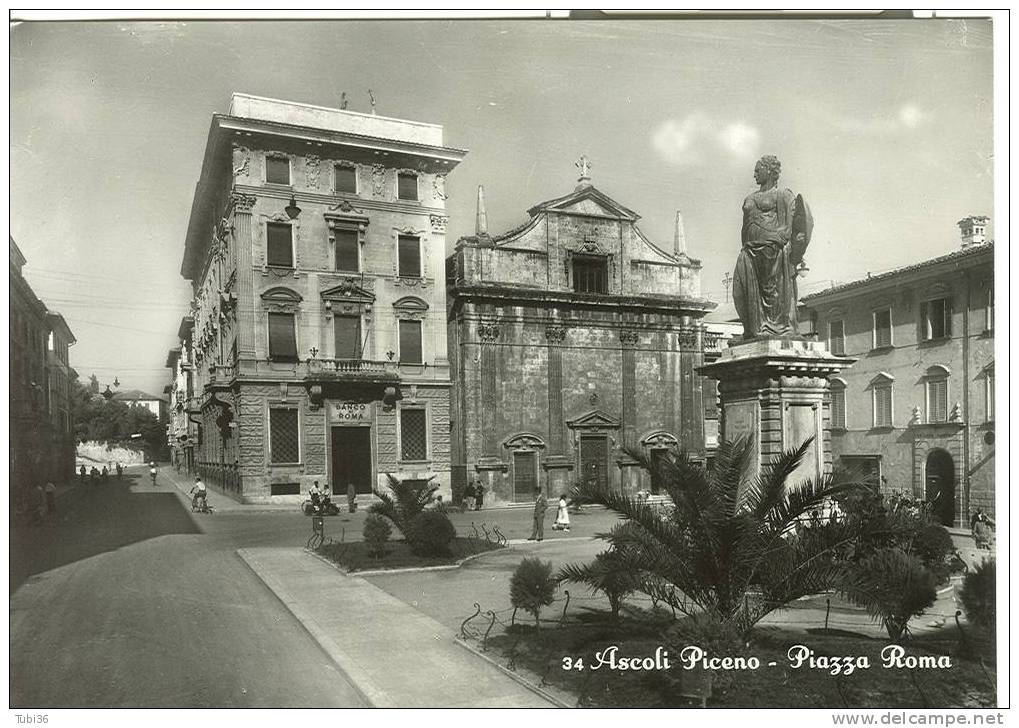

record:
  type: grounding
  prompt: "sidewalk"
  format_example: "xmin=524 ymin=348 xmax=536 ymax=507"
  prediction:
xmin=159 ymin=466 xmax=294 ymax=513
xmin=237 ymin=547 xmax=559 ymax=708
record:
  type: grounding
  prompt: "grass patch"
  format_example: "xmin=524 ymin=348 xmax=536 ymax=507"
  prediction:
xmin=486 ymin=618 xmax=997 ymax=708
xmin=316 ymin=536 xmax=503 ymax=572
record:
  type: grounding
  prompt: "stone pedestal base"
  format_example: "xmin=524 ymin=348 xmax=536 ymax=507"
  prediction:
xmin=698 ymin=338 xmax=855 ymax=484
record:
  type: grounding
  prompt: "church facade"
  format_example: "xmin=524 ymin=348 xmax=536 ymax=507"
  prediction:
xmin=446 ymin=166 xmax=719 ymax=505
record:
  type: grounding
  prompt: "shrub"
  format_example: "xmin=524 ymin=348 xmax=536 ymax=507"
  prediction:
xmin=363 ymin=513 xmax=392 ymax=557
xmin=557 ymin=549 xmax=642 ymax=621
xmin=405 ymin=510 xmax=456 ymax=557
xmin=959 ymin=558 xmax=995 ymax=632
xmin=510 ymin=557 xmax=557 ymax=628
xmin=840 ymin=547 xmax=937 ymax=640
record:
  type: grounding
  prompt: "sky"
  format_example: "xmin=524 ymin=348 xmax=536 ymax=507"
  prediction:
xmin=9 ymin=16 xmax=996 ymax=396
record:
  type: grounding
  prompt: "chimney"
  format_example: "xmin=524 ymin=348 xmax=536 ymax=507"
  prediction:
xmin=957 ymin=215 xmax=989 ymax=248
xmin=476 ymin=185 xmax=488 ymax=236
xmin=674 ymin=210 xmax=687 ymax=257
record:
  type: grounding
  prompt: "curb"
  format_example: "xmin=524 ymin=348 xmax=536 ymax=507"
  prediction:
xmin=235 ymin=548 xmax=394 ymax=708
xmin=452 ymin=637 xmax=571 ymax=708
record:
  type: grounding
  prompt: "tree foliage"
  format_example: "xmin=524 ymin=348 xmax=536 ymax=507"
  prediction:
xmin=71 ymin=379 xmax=166 ymax=458
xmin=369 ymin=473 xmax=439 ymax=537
xmin=557 ymin=547 xmax=643 ymax=621
xmin=510 ymin=557 xmax=557 ymax=628
xmin=959 ymin=558 xmax=995 ymax=632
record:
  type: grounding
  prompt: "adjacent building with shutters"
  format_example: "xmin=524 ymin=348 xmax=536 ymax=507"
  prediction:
xmin=178 ymin=94 xmax=466 ymax=502
xmin=799 ymin=216 xmax=995 ymax=526
xmin=446 ymin=168 xmax=719 ymax=505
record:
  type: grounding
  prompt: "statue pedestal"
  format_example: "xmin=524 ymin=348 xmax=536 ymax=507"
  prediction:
xmin=698 ymin=338 xmax=855 ymax=484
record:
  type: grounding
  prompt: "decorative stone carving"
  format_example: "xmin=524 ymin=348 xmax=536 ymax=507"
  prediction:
xmin=545 ymin=326 xmax=567 ymax=345
xmin=910 ymin=406 xmax=922 ymax=426
xmin=433 ymin=174 xmax=448 ymax=201
xmin=640 ymin=431 xmax=678 ymax=449
xmin=950 ymin=402 xmax=962 ymax=423
xmin=503 ymin=432 xmax=547 ymax=451
xmin=305 ymin=154 xmax=321 ymax=189
xmin=232 ymin=145 xmax=250 ymax=178
xmin=619 ymin=330 xmax=639 ymax=347
xmin=478 ymin=323 xmax=500 ymax=343
xmin=371 ymin=164 xmax=387 ymax=196
xmin=430 ymin=214 xmax=448 ymax=233
xmin=231 ymin=193 xmax=257 ymax=213
xmin=678 ymin=328 xmax=698 ymax=349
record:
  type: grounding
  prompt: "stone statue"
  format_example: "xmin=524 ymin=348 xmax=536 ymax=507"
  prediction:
xmin=732 ymin=155 xmax=813 ymax=339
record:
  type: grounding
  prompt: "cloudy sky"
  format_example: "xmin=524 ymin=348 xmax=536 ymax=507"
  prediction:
xmin=10 ymin=16 xmax=996 ymax=395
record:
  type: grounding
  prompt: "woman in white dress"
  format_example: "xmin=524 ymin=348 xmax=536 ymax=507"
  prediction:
xmin=554 ymin=494 xmax=570 ymax=532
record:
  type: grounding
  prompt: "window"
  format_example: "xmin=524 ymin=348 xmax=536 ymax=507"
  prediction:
xmin=397 ymin=173 xmax=418 ymax=200
xmin=268 ymin=312 xmax=298 ymax=361
xmin=335 ymin=165 xmax=357 ymax=194
xmin=399 ymin=320 xmax=423 ymax=364
xmin=334 ymin=228 xmax=359 ymax=272
xmin=829 ymin=320 xmax=845 ymax=355
xmin=873 ymin=308 xmax=892 ymax=349
xmin=266 ymin=223 xmax=294 ymax=267
xmin=830 ymin=380 xmax=847 ymax=430
xmin=986 ymin=282 xmax=994 ymax=332
xmin=265 ymin=156 xmax=291 ymax=185
xmin=269 ymin=408 xmax=300 ymax=463
xmin=839 ymin=456 xmax=881 ymax=489
xmin=573 ymin=255 xmax=608 ymax=294
xmin=921 ymin=298 xmax=951 ymax=341
xmin=400 ymin=408 xmax=427 ymax=461
xmin=334 ymin=315 xmax=361 ymax=360
xmin=872 ymin=379 xmax=893 ymax=428
xmin=985 ymin=369 xmax=994 ymax=422
xmin=925 ymin=368 xmax=949 ymax=423
xmin=398 ymin=235 xmax=421 ymax=277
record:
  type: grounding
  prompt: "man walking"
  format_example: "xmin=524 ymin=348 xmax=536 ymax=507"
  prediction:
xmin=528 ymin=488 xmax=548 ymax=542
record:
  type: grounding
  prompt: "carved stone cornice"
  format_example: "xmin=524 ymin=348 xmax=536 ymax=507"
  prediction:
xmin=619 ymin=330 xmax=639 ymax=347
xmin=430 ymin=214 xmax=448 ymax=233
xmin=231 ymin=193 xmax=257 ymax=213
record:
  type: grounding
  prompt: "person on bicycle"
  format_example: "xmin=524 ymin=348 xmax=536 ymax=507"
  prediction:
xmin=149 ymin=462 xmax=158 ymax=486
xmin=309 ymin=480 xmax=322 ymax=514
xmin=190 ymin=476 xmax=208 ymax=511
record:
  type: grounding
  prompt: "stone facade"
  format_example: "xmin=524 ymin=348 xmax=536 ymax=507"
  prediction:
xmin=447 ymin=175 xmax=717 ymax=504
xmin=177 ymin=94 xmax=465 ymax=503
xmin=9 ymin=238 xmax=77 ymax=495
xmin=800 ymin=233 xmax=995 ymax=526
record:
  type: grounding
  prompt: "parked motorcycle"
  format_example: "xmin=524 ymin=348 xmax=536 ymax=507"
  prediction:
xmin=301 ymin=493 xmax=340 ymax=516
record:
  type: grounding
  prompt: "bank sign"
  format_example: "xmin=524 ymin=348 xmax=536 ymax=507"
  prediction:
xmin=329 ymin=402 xmax=370 ymax=422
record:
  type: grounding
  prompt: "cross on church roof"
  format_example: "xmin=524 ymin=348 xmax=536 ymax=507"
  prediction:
xmin=575 ymin=154 xmax=592 ymax=181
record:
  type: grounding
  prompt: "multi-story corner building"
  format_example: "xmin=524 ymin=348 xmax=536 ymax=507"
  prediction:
xmin=446 ymin=168 xmax=717 ymax=504
xmin=179 ymin=94 xmax=466 ymax=503
xmin=800 ymin=217 xmax=995 ymax=526
xmin=166 ymin=316 xmax=197 ymax=475
xmin=9 ymin=238 xmax=77 ymax=495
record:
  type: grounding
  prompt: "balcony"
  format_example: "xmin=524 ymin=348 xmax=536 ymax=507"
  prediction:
xmin=306 ymin=357 xmax=400 ymax=382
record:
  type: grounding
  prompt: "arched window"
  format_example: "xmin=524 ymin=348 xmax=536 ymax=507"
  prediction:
xmin=871 ymin=373 xmax=894 ymax=428
xmin=830 ymin=377 xmax=847 ymax=430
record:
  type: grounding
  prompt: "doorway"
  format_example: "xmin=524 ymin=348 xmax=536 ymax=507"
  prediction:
xmin=925 ymin=448 xmax=955 ymax=526
xmin=331 ymin=426 xmax=372 ymax=496
xmin=579 ymin=435 xmax=609 ymax=490
xmin=512 ymin=451 xmax=537 ymax=502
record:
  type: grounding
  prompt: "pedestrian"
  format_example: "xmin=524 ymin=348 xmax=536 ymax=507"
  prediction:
xmin=101 ymin=465 xmax=109 ymax=483
xmin=464 ymin=481 xmax=476 ymax=511
xmin=970 ymin=508 xmax=984 ymax=534
xmin=90 ymin=466 xmax=99 ymax=484
xmin=553 ymin=493 xmax=570 ymax=532
xmin=79 ymin=464 xmax=87 ymax=484
xmin=528 ymin=488 xmax=548 ymax=541
xmin=32 ymin=484 xmax=46 ymax=525
xmin=309 ymin=480 xmax=322 ymax=514
xmin=44 ymin=481 xmax=56 ymax=515
xmin=346 ymin=481 xmax=357 ymax=513
xmin=116 ymin=462 xmax=123 ymax=479
xmin=474 ymin=481 xmax=485 ymax=511
xmin=973 ymin=514 xmax=993 ymax=550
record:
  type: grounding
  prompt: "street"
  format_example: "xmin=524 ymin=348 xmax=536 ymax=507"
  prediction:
xmin=9 ymin=470 xmax=368 ymax=708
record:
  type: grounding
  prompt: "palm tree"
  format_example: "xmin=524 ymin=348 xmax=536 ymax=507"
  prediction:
xmin=557 ymin=547 xmax=643 ymax=621
xmin=572 ymin=436 xmax=867 ymax=635
xmin=369 ymin=473 xmax=439 ymax=537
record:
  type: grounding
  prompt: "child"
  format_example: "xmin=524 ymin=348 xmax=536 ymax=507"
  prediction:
xmin=553 ymin=494 xmax=570 ymax=532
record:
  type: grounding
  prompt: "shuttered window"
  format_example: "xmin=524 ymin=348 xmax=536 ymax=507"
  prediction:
xmin=269 ymin=408 xmax=300 ymax=463
xmin=873 ymin=382 xmax=893 ymax=428
xmin=400 ymin=409 xmax=427 ymax=461
xmin=831 ymin=382 xmax=847 ymax=430
xmin=334 ymin=229 xmax=359 ymax=272
xmin=873 ymin=309 xmax=892 ymax=349
xmin=266 ymin=223 xmax=294 ymax=267
xmin=334 ymin=165 xmax=357 ymax=193
xmin=266 ymin=156 xmax=290 ymax=185
xmin=829 ymin=320 xmax=845 ymax=355
xmin=398 ymin=236 xmax=421 ymax=277
xmin=927 ymin=377 xmax=948 ymax=423
xmin=268 ymin=312 xmax=298 ymax=361
xmin=399 ymin=320 xmax=423 ymax=364
xmin=397 ymin=173 xmax=418 ymax=200
xmin=334 ymin=315 xmax=361 ymax=360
